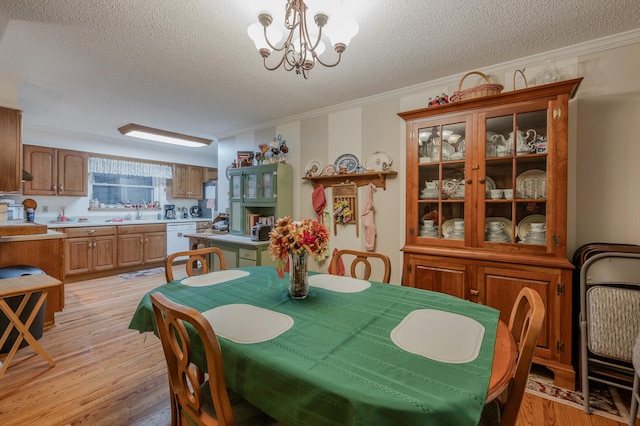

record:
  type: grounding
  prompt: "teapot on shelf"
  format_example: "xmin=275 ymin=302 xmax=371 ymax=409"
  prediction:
xmin=491 ymin=128 xmax=537 ymax=155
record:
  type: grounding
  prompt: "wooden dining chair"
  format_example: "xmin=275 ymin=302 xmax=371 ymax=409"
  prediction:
xmin=329 ymin=249 xmax=391 ymax=283
xmin=150 ymin=292 xmax=281 ymax=426
xmin=165 ymin=247 xmax=226 ymax=282
xmin=480 ymin=287 xmax=545 ymax=426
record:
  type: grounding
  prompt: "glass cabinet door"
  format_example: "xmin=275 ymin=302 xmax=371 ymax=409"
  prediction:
xmin=244 ymin=172 xmax=258 ymax=201
xmin=483 ymin=106 xmax=548 ymax=246
xmin=230 ymin=174 xmax=242 ymax=200
xmin=416 ymin=120 xmax=468 ymax=242
xmin=260 ymin=170 xmax=276 ymax=201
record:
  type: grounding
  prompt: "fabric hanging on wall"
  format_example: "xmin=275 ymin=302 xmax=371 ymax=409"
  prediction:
xmin=312 ymin=184 xmax=326 ymax=223
xmin=361 ymin=183 xmax=377 ymax=251
xmin=88 ymin=157 xmax=173 ymax=179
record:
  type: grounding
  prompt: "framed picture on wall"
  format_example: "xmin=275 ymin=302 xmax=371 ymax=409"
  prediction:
xmin=237 ymin=151 xmax=254 ymax=167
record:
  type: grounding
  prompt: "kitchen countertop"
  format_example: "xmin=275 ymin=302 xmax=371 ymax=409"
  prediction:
xmin=0 ymin=230 xmax=66 ymax=242
xmin=48 ymin=218 xmax=213 ymax=228
xmin=197 ymin=233 xmax=271 ymax=246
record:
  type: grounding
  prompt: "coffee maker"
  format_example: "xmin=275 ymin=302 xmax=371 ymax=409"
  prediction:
xmin=164 ymin=204 xmax=176 ymax=220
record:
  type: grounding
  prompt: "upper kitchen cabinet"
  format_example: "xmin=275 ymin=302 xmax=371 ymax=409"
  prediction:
xmin=172 ymin=164 xmax=204 ymax=199
xmin=204 ymin=167 xmax=218 ymax=182
xmin=23 ymin=145 xmax=88 ymax=196
xmin=0 ymin=107 xmax=22 ymax=193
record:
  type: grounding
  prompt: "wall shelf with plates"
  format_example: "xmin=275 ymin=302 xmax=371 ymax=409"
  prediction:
xmin=399 ymin=78 xmax=583 ymax=390
xmin=302 ymin=170 xmax=397 ymax=190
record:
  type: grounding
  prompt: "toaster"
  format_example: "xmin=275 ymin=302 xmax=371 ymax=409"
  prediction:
xmin=251 ymin=224 xmax=272 ymax=241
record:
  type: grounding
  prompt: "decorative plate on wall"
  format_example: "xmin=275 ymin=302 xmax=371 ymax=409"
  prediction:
xmin=334 ymin=154 xmax=359 ymax=173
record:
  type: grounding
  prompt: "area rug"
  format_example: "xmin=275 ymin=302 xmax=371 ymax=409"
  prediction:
xmin=119 ymin=267 xmax=165 ymax=279
xmin=526 ymin=367 xmax=630 ymax=423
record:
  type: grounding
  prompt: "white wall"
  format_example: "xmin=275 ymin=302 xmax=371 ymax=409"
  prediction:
xmin=8 ymin=31 xmax=640 ymax=282
xmin=220 ymin=34 xmax=640 ymax=284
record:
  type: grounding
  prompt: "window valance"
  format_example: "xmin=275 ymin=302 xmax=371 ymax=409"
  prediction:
xmin=89 ymin=157 xmax=172 ymax=179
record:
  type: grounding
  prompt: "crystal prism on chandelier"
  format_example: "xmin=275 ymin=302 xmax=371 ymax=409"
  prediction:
xmin=247 ymin=0 xmax=359 ymax=79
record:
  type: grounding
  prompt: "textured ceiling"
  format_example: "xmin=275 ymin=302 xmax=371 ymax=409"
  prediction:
xmin=0 ymin=0 xmax=639 ymax=154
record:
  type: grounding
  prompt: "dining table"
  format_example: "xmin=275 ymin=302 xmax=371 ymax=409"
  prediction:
xmin=129 ymin=266 xmax=515 ymax=426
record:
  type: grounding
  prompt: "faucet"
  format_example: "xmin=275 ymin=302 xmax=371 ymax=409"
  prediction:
xmin=136 ymin=200 xmax=145 ymax=220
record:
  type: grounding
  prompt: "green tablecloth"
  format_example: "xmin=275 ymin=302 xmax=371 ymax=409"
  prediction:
xmin=129 ymin=266 xmax=499 ymax=426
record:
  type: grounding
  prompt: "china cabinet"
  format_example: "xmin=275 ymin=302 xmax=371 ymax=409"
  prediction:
xmin=23 ymin=145 xmax=88 ymax=196
xmin=172 ymin=164 xmax=204 ymax=199
xmin=398 ymin=78 xmax=582 ymax=389
xmin=228 ymin=163 xmax=293 ymax=236
xmin=0 ymin=106 xmax=22 ymax=193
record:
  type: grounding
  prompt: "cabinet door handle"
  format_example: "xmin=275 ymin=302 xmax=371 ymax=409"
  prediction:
xmin=52 ymin=184 xmax=56 ymax=191
xmin=140 ymin=238 xmax=144 ymax=244
xmin=59 ymin=184 xmax=64 ymax=192
xmin=145 ymin=238 xmax=149 ymax=244
xmin=93 ymin=242 xmax=97 ymax=248
xmin=88 ymin=229 xmax=96 ymax=234
xmin=469 ymin=289 xmax=479 ymax=296
xmin=465 ymin=179 xmax=472 ymax=184
xmin=478 ymin=178 xmax=486 ymax=184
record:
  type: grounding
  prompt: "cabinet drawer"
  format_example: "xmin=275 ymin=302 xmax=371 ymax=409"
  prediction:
xmin=64 ymin=226 xmax=116 ymax=238
xmin=117 ymin=223 xmax=166 ymax=234
xmin=238 ymin=248 xmax=257 ymax=261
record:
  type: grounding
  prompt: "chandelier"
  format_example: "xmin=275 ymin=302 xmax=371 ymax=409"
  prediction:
xmin=247 ymin=0 xmax=358 ymax=79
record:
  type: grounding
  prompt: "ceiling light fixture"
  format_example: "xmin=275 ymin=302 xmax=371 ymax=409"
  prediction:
xmin=117 ymin=123 xmax=212 ymax=148
xmin=247 ymin=0 xmax=358 ymax=79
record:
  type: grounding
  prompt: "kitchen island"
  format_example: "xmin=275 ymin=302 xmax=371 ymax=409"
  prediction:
xmin=0 ymin=227 xmax=66 ymax=327
xmin=186 ymin=233 xmax=275 ymax=268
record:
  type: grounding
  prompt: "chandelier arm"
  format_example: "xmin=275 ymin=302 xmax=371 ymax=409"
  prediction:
xmin=263 ymin=53 xmax=288 ymax=72
xmin=315 ymin=52 xmax=342 ymax=68
xmin=262 ymin=24 xmax=287 ymax=53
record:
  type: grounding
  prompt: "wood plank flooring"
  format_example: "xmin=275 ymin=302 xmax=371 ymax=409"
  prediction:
xmin=0 ymin=270 xmax=635 ymax=425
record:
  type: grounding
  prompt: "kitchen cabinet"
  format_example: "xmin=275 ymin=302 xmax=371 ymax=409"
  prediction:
xmin=0 ymin=106 xmax=22 ymax=193
xmin=172 ymin=164 xmax=204 ymax=199
xmin=398 ymin=78 xmax=582 ymax=389
xmin=0 ymin=235 xmax=65 ymax=328
xmin=23 ymin=145 xmax=88 ymax=196
xmin=64 ymin=226 xmax=117 ymax=276
xmin=117 ymin=224 xmax=166 ymax=268
xmin=204 ymin=167 xmax=218 ymax=182
xmin=228 ymin=163 xmax=293 ymax=236
xmin=207 ymin=235 xmax=276 ymax=268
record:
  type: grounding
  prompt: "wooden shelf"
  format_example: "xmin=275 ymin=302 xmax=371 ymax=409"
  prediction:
xmin=302 ymin=171 xmax=397 ymax=190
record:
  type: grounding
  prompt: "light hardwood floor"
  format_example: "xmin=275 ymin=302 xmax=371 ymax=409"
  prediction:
xmin=0 ymin=270 xmax=634 ymax=425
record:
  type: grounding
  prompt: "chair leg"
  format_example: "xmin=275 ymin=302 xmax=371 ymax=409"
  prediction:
xmin=630 ymin=373 xmax=640 ymax=426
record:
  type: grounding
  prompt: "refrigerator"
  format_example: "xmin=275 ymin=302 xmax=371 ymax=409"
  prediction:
xmin=198 ymin=181 xmax=217 ymax=218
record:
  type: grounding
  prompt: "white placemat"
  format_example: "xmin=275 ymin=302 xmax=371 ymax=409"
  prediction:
xmin=308 ymin=274 xmax=371 ymax=293
xmin=181 ymin=270 xmax=250 ymax=287
xmin=390 ymin=309 xmax=485 ymax=363
xmin=201 ymin=304 xmax=294 ymax=344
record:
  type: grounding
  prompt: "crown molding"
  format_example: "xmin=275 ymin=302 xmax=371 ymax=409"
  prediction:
xmin=215 ymin=28 xmax=640 ymax=140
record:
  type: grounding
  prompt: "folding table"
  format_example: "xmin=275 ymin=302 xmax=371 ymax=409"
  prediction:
xmin=0 ymin=274 xmax=61 ymax=379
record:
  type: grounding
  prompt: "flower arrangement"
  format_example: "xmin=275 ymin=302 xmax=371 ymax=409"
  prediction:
xmin=269 ymin=217 xmax=330 ymax=276
xmin=333 ymin=200 xmax=353 ymax=224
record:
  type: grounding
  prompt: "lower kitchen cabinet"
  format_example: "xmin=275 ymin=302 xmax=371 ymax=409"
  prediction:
xmin=207 ymin=235 xmax=275 ymax=269
xmin=64 ymin=226 xmax=117 ymax=275
xmin=117 ymin=224 xmax=166 ymax=268
xmin=404 ymin=252 xmax=574 ymax=389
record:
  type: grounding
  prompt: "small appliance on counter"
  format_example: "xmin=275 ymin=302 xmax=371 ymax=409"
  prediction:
xmin=164 ymin=204 xmax=176 ymax=220
xmin=251 ymin=224 xmax=272 ymax=241
xmin=189 ymin=205 xmax=202 ymax=218
xmin=181 ymin=207 xmax=188 ymax=219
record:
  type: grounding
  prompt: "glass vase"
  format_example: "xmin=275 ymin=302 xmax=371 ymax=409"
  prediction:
xmin=288 ymin=252 xmax=309 ymax=299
